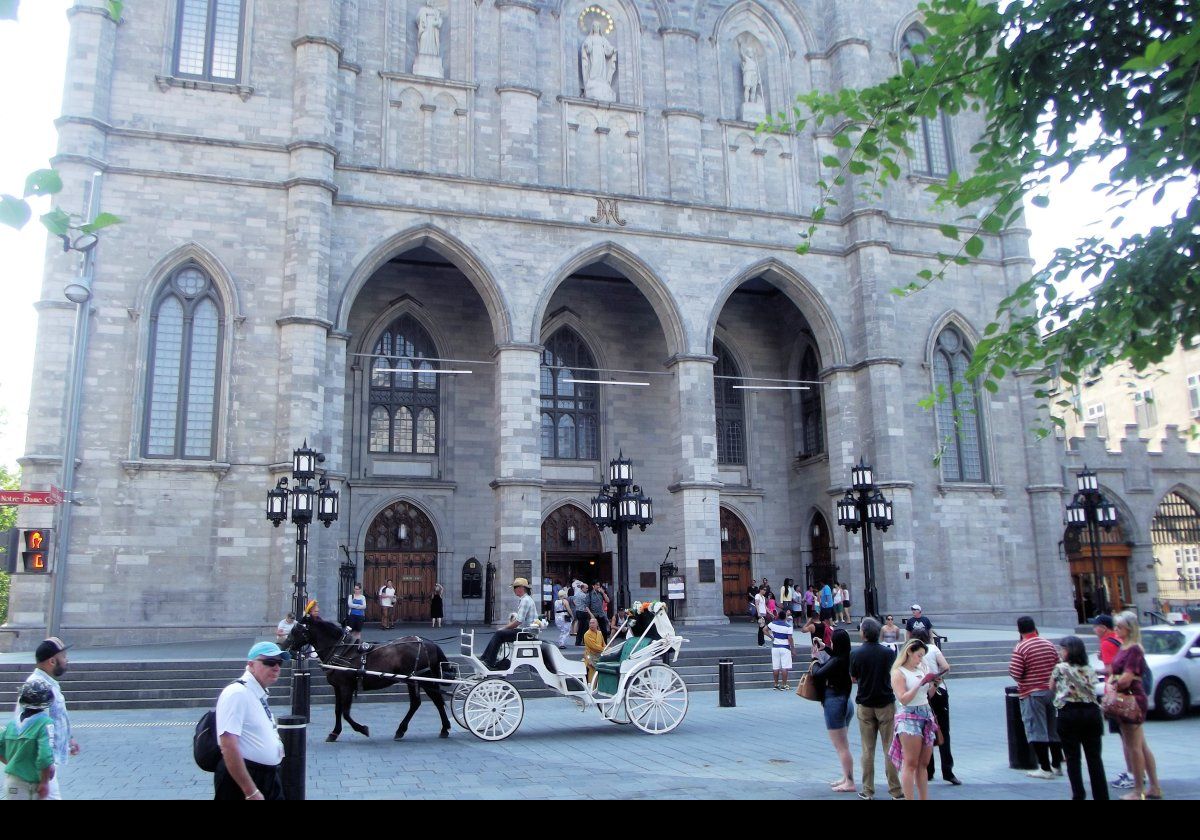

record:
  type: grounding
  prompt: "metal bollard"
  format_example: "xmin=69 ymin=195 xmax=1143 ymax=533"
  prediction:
xmin=1004 ymin=686 xmax=1037 ymax=770
xmin=718 ymin=659 xmax=736 ymax=707
xmin=278 ymin=714 xmax=307 ymax=801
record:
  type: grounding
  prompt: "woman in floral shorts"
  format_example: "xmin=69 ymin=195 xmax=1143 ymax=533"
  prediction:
xmin=888 ymin=639 xmax=941 ymax=800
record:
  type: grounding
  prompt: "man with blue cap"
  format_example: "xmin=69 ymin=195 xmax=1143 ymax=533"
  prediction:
xmin=213 ymin=641 xmax=286 ymax=800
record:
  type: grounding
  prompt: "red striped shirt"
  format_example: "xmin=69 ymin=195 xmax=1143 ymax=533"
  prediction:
xmin=1009 ymin=635 xmax=1060 ymax=698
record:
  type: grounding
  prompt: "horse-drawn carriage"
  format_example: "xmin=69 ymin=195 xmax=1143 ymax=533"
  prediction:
xmin=287 ymin=601 xmax=690 ymax=743
xmin=449 ymin=601 xmax=690 ymax=741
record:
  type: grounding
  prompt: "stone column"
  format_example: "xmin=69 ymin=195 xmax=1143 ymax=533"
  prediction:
xmin=666 ymin=355 xmax=725 ymax=624
xmin=8 ymin=0 xmax=119 ymax=641
xmin=491 ymin=344 xmax=543 ymax=618
xmin=660 ymin=29 xmax=702 ymax=201
xmin=495 ymin=0 xmax=541 ymax=183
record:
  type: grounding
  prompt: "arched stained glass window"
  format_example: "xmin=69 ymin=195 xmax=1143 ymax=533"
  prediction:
xmin=932 ymin=325 xmax=986 ymax=482
xmin=541 ymin=327 xmax=599 ymax=460
xmin=714 ymin=341 xmax=746 ymax=465
xmin=369 ymin=314 xmax=439 ymax=454
xmin=143 ymin=265 xmax=223 ymax=459
xmin=798 ymin=346 xmax=824 ymax=459
xmin=900 ymin=26 xmax=953 ymax=177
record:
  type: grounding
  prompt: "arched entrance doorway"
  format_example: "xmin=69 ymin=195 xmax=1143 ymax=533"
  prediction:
xmin=1065 ymin=523 xmax=1132 ymax=623
xmin=806 ymin=512 xmax=836 ymax=592
xmin=721 ymin=507 xmax=752 ymax=617
xmin=542 ymin=504 xmax=611 ymax=595
xmin=364 ymin=501 xmax=439 ymax=623
xmin=1151 ymin=491 xmax=1200 ymax=612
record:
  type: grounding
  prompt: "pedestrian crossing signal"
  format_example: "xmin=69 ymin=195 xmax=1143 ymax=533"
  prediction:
xmin=21 ymin=529 xmax=50 ymax=573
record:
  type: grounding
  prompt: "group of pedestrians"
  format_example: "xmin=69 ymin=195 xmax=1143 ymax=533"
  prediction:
xmin=563 ymin=580 xmax=614 ymax=650
xmin=1 ymin=637 xmax=80 ymax=800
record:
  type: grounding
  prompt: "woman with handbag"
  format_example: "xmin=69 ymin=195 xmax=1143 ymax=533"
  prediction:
xmin=1051 ymin=635 xmax=1108 ymax=800
xmin=811 ymin=628 xmax=855 ymax=792
xmin=1107 ymin=612 xmax=1163 ymax=800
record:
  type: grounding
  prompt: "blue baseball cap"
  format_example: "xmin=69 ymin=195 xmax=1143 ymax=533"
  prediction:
xmin=247 ymin=641 xmax=283 ymax=661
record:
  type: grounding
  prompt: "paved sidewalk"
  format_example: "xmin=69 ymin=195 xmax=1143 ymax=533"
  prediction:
xmin=0 ymin=620 xmax=1079 ymax=664
xmin=60 ymin=676 xmax=1199 ymax=799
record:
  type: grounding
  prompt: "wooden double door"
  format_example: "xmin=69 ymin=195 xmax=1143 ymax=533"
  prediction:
xmin=363 ymin=500 xmax=439 ymax=623
xmin=721 ymin=508 xmax=752 ymax=617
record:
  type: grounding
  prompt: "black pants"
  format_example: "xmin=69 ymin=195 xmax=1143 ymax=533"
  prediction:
xmin=1057 ymin=703 xmax=1109 ymax=800
xmin=926 ymin=687 xmax=955 ymax=780
xmin=214 ymin=758 xmax=284 ymax=800
xmin=482 ymin=627 xmax=519 ymax=667
xmin=574 ymin=611 xmax=591 ymax=646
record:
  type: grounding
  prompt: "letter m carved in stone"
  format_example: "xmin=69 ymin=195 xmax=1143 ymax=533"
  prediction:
xmin=589 ymin=197 xmax=627 ymax=227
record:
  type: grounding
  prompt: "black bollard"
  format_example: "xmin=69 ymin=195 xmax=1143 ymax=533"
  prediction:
xmin=718 ymin=659 xmax=736 ymax=707
xmin=278 ymin=714 xmax=307 ymax=800
xmin=291 ymin=666 xmax=310 ymax=723
xmin=1004 ymin=686 xmax=1037 ymax=769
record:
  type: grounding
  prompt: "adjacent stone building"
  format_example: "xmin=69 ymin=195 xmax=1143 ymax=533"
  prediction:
xmin=14 ymin=0 xmax=1194 ymax=645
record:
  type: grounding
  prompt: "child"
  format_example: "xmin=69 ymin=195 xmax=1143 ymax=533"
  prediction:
xmin=1 ymin=681 xmax=56 ymax=800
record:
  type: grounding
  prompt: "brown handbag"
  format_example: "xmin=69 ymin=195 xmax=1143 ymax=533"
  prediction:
xmin=795 ymin=669 xmax=819 ymax=701
xmin=1101 ymin=689 xmax=1145 ymax=725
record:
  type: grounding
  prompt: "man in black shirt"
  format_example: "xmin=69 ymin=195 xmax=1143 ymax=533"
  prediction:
xmin=850 ymin=617 xmax=902 ymax=800
xmin=905 ymin=604 xmax=933 ymax=638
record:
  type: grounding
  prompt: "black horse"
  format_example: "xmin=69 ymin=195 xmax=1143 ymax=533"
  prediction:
xmin=286 ymin=615 xmax=452 ymax=742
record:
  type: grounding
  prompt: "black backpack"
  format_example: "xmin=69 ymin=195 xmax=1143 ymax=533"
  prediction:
xmin=194 ymin=679 xmax=245 ymax=772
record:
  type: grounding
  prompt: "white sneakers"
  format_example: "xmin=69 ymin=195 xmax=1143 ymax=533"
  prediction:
xmin=1026 ymin=769 xmax=1056 ymax=779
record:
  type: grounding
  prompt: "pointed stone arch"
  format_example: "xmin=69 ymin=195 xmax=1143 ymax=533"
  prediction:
xmin=924 ymin=310 xmax=983 ymax=363
xmin=335 ymin=224 xmax=512 ymax=345
xmin=531 ymin=241 xmax=687 ymax=358
xmin=360 ymin=496 xmax=444 ymax=623
xmin=136 ymin=241 xmax=243 ymax=320
xmin=707 ymin=258 xmax=845 ymax=366
xmin=719 ymin=502 xmax=755 ymax=616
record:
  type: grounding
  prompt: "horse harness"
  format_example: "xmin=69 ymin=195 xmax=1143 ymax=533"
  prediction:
xmin=320 ymin=630 xmax=439 ymax=688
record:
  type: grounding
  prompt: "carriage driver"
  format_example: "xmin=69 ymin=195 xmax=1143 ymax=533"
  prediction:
xmin=481 ymin=577 xmax=539 ymax=670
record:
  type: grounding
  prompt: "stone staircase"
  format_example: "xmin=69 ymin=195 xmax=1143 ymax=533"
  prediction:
xmin=0 ymin=637 xmax=1035 ymax=711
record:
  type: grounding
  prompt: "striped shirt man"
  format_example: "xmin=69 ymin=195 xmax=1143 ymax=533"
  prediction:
xmin=1009 ymin=634 xmax=1060 ymax=698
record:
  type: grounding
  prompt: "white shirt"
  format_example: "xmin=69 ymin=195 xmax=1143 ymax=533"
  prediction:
xmin=215 ymin=669 xmax=284 ymax=766
xmin=379 ymin=586 xmax=396 ymax=608
xmin=754 ymin=593 xmax=766 ymax=616
xmin=275 ymin=619 xmax=295 ymax=638
xmin=898 ymin=664 xmax=931 ymax=708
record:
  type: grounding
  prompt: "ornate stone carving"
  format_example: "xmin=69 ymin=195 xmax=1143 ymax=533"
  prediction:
xmin=580 ymin=11 xmax=617 ymax=102
xmin=413 ymin=3 xmax=444 ymax=79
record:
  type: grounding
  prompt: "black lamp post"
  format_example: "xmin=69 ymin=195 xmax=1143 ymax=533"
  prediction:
xmin=266 ymin=440 xmax=339 ymax=719
xmin=590 ymin=452 xmax=653 ymax=614
xmin=836 ymin=458 xmax=894 ymax=621
xmin=1065 ymin=466 xmax=1118 ymax=617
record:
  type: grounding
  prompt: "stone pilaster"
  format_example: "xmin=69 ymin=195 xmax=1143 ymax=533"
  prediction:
xmin=496 ymin=1 xmax=540 ymax=183
xmin=665 ymin=355 xmax=725 ymax=623
xmin=491 ymin=344 xmax=543 ymax=614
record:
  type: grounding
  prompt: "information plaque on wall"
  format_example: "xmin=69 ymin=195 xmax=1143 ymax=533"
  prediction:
xmin=639 ymin=572 xmax=656 ymax=589
xmin=514 ymin=560 xmax=532 ymax=582
xmin=698 ymin=558 xmax=716 ymax=583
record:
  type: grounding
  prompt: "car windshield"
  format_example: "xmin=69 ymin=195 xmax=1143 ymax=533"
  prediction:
xmin=1141 ymin=631 xmax=1186 ymax=656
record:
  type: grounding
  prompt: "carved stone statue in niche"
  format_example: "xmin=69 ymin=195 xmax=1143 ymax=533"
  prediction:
xmin=413 ymin=3 xmax=444 ymax=78
xmin=739 ymin=40 xmax=765 ymax=123
xmin=580 ymin=17 xmax=618 ymax=102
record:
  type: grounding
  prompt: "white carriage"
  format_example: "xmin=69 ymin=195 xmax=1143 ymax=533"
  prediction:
xmin=449 ymin=602 xmax=689 ymax=741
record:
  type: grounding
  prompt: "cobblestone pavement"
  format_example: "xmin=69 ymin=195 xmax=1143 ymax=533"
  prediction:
xmin=56 ymin=676 xmax=1199 ymax=800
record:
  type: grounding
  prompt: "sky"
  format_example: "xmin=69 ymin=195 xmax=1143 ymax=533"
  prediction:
xmin=0 ymin=2 xmax=1188 ymax=476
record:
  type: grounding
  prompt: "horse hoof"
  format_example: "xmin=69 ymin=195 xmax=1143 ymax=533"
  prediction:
xmin=394 ymin=731 xmax=405 ymax=741
xmin=439 ymin=730 xmax=450 ymax=739
xmin=360 ymin=726 xmax=370 ymax=738
xmin=326 ymin=734 xmax=338 ymax=742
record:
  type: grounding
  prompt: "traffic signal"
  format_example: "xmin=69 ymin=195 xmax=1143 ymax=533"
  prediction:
xmin=22 ymin=528 xmax=51 ymax=574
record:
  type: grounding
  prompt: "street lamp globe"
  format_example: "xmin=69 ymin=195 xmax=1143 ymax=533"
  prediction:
xmin=609 ymin=452 xmax=633 ymax=487
xmin=316 ymin=477 xmax=339 ymax=527
xmin=290 ymin=482 xmax=315 ymax=525
xmin=1077 ymin=467 xmax=1099 ymax=494
xmin=837 ymin=492 xmax=860 ymax=531
xmin=266 ymin=478 xmax=289 ymax=526
xmin=293 ymin=440 xmax=319 ymax=480
xmin=852 ymin=459 xmax=874 ymax=490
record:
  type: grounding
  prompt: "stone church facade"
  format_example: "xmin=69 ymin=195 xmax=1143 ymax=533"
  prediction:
xmin=17 ymin=0 xmax=1182 ymax=646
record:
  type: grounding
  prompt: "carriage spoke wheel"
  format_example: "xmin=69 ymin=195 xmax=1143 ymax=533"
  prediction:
xmin=624 ymin=665 xmax=688 ymax=735
xmin=451 ymin=678 xmax=483 ymax=730
xmin=463 ymin=678 xmax=524 ymax=741
xmin=604 ymin=699 xmax=631 ymax=725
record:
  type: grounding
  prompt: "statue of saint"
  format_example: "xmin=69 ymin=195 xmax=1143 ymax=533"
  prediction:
xmin=739 ymin=42 xmax=765 ymax=122
xmin=413 ymin=4 xmax=444 ymax=78
xmin=580 ymin=19 xmax=617 ymax=102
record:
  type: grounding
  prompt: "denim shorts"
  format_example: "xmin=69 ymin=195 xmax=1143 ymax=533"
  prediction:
xmin=823 ymin=692 xmax=853 ymax=730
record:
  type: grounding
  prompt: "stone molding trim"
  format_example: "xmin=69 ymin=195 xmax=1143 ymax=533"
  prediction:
xmin=339 ymin=60 xmax=363 ymax=76
xmin=1027 ymin=484 xmax=1067 ymax=494
xmin=662 ymin=108 xmax=704 ymax=121
xmin=51 ymin=153 xmax=109 ymax=172
xmin=491 ymin=342 xmax=543 ymax=356
xmin=292 ymin=35 xmax=346 ymax=55
xmin=667 ymin=481 xmax=724 ymax=493
xmin=154 ymin=75 xmax=255 ymax=101
xmin=282 ymin=176 xmax=339 ymax=195
xmin=822 ymin=357 xmax=904 ymax=376
xmin=287 ymin=140 xmax=340 ymax=157
xmin=665 ymin=353 xmax=717 ymax=368
xmin=496 ymin=85 xmax=543 ymax=99
xmin=716 ymin=486 xmax=767 ymax=498
xmin=349 ymin=478 xmax=458 ymax=491
xmin=32 ymin=300 xmax=77 ymax=313
xmin=119 ymin=459 xmax=232 ymax=479
xmin=54 ymin=115 xmax=112 ymax=132
xmin=937 ymin=482 xmax=1005 ymax=496
xmin=489 ymin=478 xmax=547 ymax=489
xmin=276 ymin=315 xmax=335 ymax=331
xmin=495 ymin=0 xmax=540 ymax=11
xmin=658 ymin=28 xmax=700 ymax=39
xmin=805 ymin=38 xmax=871 ymax=61
xmin=67 ymin=4 xmax=121 ymax=23
xmin=557 ymin=95 xmax=646 ymax=116
xmin=17 ymin=456 xmax=65 ymax=469
xmin=329 ymin=330 xmax=354 ymax=343
xmin=824 ymin=479 xmax=915 ymax=496
xmin=380 ymin=72 xmax=480 ymax=92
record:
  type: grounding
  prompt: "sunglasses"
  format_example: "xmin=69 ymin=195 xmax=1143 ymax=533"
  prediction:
xmin=258 ymin=658 xmax=284 ymax=668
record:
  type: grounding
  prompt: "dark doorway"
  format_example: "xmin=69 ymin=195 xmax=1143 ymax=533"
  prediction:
xmin=721 ymin=507 xmax=752 ymax=617
xmin=541 ymin=504 xmax=612 ymax=591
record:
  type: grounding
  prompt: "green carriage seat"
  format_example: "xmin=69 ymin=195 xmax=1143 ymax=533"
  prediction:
xmin=594 ymin=636 xmax=651 ymax=695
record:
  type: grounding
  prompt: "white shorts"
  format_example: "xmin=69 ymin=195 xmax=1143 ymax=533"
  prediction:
xmin=771 ymin=648 xmax=793 ymax=670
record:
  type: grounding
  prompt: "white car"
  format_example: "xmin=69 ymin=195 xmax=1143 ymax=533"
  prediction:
xmin=1142 ymin=626 xmax=1200 ymax=720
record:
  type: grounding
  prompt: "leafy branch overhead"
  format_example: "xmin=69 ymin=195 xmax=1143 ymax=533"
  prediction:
xmin=767 ymin=0 xmax=1199 ymax=432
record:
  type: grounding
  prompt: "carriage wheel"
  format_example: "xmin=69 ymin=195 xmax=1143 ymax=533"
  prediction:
xmin=451 ymin=678 xmax=482 ymax=730
xmin=604 ymin=699 xmax=631 ymax=725
xmin=624 ymin=665 xmax=688 ymax=735
xmin=463 ymin=678 xmax=524 ymax=741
